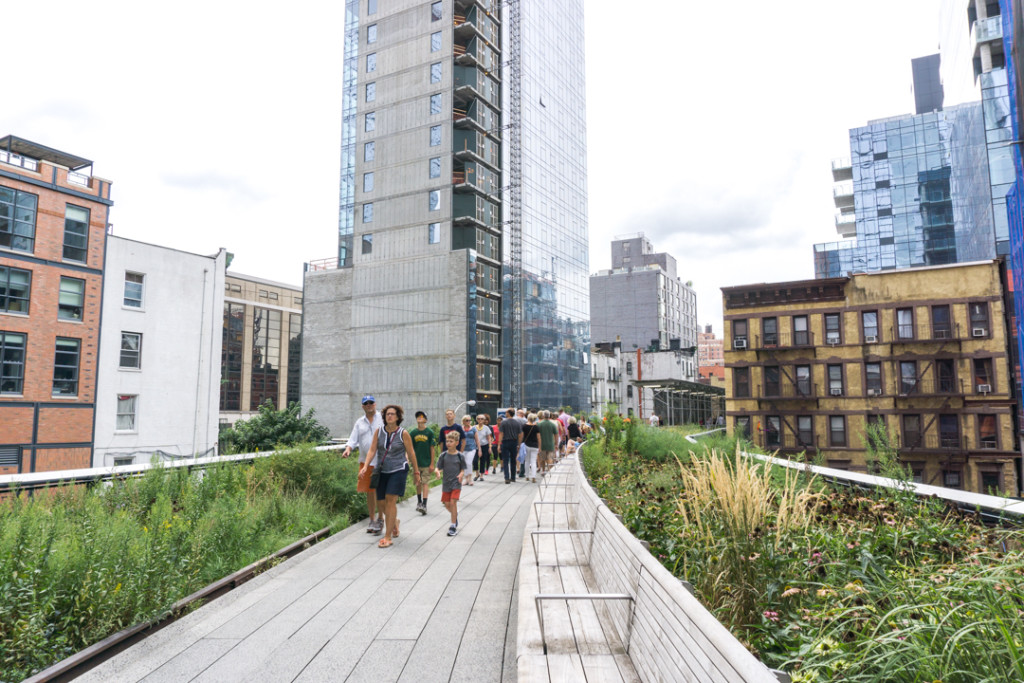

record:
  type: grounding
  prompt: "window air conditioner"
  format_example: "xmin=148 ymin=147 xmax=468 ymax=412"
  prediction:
xmin=864 ymin=335 xmax=878 ymax=343
xmin=973 ymin=328 xmax=986 ymax=337
xmin=734 ymin=338 xmax=747 ymax=349
xmin=867 ymin=388 xmax=880 ymax=396
xmin=977 ymin=384 xmax=992 ymax=393
xmin=830 ymin=388 xmax=843 ymax=396
xmin=934 ymin=329 xmax=949 ymax=339
xmin=826 ymin=334 xmax=840 ymax=345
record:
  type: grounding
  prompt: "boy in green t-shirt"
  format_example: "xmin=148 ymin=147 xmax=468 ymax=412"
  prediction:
xmin=409 ymin=411 xmax=436 ymax=515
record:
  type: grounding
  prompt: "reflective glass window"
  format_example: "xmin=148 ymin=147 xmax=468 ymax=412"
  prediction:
xmin=363 ymin=172 xmax=374 ymax=193
xmin=63 ymin=205 xmax=89 ymax=262
xmin=431 ymin=62 xmax=442 ymax=83
xmin=366 ymin=53 xmax=376 ymax=72
xmin=367 ymin=0 xmax=376 ymax=14
xmin=0 ymin=186 xmax=38 ymax=253
xmin=431 ymin=31 xmax=442 ymax=52
xmin=362 ymin=234 xmax=373 ymax=254
xmin=52 ymin=337 xmax=80 ymax=396
xmin=430 ymin=93 xmax=442 ymax=114
xmin=124 ymin=272 xmax=144 ymax=308
xmin=431 ymin=1 xmax=442 ymax=21
xmin=428 ymin=222 xmax=440 ymax=244
xmin=364 ymin=141 xmax=375 ymax=161
xmin=367 ymin=24 xmax=377 ymax=44
xmin=120 ymin=332 xmax=142 ymax=369
xmin=0 ymin=331 xmax=26 ymax=394
xmin=0 ymin=266 xmax=30 ymax=314
xmin=58 ymin=277 xmax=85 ymax=321
xmin=365 ymin=112 xmax=375 ymax=132
xmin=362 ymin=203 xmax=373 ymax=223
xmin=366 ymin=82 xmax=375 ymax=102
xmin=429 ymin=190 xmax=440 ymax=211
xmin=429 ymin=157 xmax=441 ymax=178
xmin=430 ymin=125 xmax=442 ymax=146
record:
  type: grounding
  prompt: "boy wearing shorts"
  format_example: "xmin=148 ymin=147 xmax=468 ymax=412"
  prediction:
xmin=436 ymin=431 xmax=464 ymax=537
xmin=409 ymin=411 xmax=436 ymax=515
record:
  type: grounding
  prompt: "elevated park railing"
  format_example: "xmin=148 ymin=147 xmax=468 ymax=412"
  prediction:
xmin=687 ymin=428 xmax=1024 ymax=525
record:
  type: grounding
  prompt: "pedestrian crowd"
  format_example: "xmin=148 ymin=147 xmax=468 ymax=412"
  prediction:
xmin=341 ymin=396 xmax=593 ymax=548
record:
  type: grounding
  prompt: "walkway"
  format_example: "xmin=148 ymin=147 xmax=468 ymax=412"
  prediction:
xmin=79 ymin=471 xmax=537 ymax=683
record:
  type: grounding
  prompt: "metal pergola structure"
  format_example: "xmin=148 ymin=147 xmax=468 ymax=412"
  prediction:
xmin=632 ymin=378 xmax=725 ymax=427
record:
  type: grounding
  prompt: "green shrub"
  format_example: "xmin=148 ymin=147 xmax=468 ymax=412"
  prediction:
xmin=220 ymin=401 xmax=331 ymax=454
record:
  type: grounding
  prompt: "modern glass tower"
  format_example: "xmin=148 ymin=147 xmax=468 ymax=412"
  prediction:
xmin=302 ymin=0 xmax=589 ymax=434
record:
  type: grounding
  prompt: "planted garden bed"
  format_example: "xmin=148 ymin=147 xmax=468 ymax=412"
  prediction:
xmin=583 ymin=419 xmax=1024 ymax=682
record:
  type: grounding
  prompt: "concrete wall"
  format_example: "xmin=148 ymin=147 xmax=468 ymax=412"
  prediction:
xmin=93 ymin=237 xmax=225 ymax=466
xmin=303 ymin=249 xmax=474 ymax=437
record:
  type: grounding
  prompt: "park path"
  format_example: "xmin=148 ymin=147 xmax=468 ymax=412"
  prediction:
xmin=79 ymin=471 xmax=537 ymax=682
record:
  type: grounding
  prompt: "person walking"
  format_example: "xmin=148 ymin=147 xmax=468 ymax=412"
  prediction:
xmin=497 ymin=408 xmax=522 ymax=484
xmin=460 ymin=415 xmax=478 ymax=486
xmin=537 ymin=410 xmax=558 ymax=474
xmin=439 ymin=409 xmax=465 ymax=453
xmin=362 ymin=405 xmax=420 ymax=548
xmin=409 ymin=411 xmax=436 ymax=515
xmin=341 ymin=395 xmax=385 ymax=534
xmin=474 ymin=413 xmax=492 ymax=479
xmin=522 ymin=413 xmax=541 ymax=482
xmin=435 ymin=431 xmax=464 ymax=536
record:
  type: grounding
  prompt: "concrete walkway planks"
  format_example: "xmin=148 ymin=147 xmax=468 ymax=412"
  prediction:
xmin=79 ymin=472 xmax=537 ymax=683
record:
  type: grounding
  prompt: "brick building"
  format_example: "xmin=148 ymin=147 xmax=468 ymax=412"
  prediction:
xmin=0 ymin=136 xmax=113 ymax=473
xmin=723 ymin=260 xmax=1020 ymax=495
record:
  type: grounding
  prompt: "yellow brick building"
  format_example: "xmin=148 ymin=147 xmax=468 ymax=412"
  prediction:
xmin=722 ymin=260 xmax=1019 ymax=495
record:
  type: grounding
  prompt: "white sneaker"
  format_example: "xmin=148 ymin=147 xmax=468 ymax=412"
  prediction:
xmin=447 ymin=524 xmax=458 ymax=537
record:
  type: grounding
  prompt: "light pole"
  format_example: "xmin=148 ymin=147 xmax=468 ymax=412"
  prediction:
xmin=452 ymin=399 xmax=477 ymax=417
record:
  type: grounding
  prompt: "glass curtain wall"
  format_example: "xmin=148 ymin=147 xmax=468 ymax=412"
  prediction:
xmin=337 ymin=0 xmax=360 ymax=266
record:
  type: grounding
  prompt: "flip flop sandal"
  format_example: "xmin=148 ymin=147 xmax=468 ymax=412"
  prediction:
xmin=378 ymin=538 xmax=392 ymax=548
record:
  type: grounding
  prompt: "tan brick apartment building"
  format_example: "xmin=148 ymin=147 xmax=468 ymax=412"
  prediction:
xmin=0 ymin=137 xmax=112 ymax=473
xmin=723 ymin=260 xmax=1019 ymax=494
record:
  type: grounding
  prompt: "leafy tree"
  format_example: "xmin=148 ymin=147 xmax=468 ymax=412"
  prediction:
xmin=220 ymin=401 xmax=331 ymax=454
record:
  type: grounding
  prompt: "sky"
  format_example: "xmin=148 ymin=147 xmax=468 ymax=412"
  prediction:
xmin=5 ymin=0 xmax=944 ymax=334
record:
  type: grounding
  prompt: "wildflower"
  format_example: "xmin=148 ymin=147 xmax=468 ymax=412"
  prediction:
xmin=763 ymin=610 xmax=779 ymax=623
xmin=781 ymin=587 xmax=803 ymax=598
xmin=930 ymin=574 xmax=945 ymax=584
xmin=843 ymin=582 xmax=868 ymax=594
xmin=114 ymin=583 xmax=121 ymax=592
xmin=846 ymin=542 xmax=859 ymax=549
xmin=817 ymin=588 xmax=836 ymax=598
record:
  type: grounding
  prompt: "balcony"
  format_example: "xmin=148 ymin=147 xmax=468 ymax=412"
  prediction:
xmin=758 ymin=381 xmax=818 ymax=401
xmin=453 ymin=161 xmax=500 ymax=197
xmin=835 ymin=212 xmax=857 ymax=237
xmin=899 ymin=432 xmax=966 ymax=453
xmin=454 ymin=7 xmax=500 ymax=47
xmin=453 ymin=100 xmax=500 ymax=139
xmin=888 ymin=322 xmax=963 ymax=345
xmin=831 ymin=157 xmax=852 ymax=182
xmin=972 ymin=15 xmax=1003 ymax=55
xmin=753 ymin=331 xmax=816 ymax=351
xmin=833 ymin=182 xmax=854 ymax=210
xmin=0 ymin=149 xmax=39 ymax=172
xmin=895 ymin=377 xmax=964 ymax=399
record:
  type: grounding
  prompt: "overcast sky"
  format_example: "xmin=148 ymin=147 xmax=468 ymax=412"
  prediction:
xmin=5 ymin=0 xmax=942 ymax=333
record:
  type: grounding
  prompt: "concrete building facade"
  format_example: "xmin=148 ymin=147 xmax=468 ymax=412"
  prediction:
xmin=94 ymin=238 xmax=226 ymax=466
xmin=0 ymin=136 xmax=112 ymax=474
xmin=723 ymin=260 xmax=1019 ymax=495
xmin=590 ymin=234 xmax=698 ymax=356
xmin=220 ymin=272 xmax=303 ymax=428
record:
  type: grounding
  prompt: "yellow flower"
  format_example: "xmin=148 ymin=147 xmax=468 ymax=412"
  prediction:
xmin=114 ymin=583 xmax=121 ymax=592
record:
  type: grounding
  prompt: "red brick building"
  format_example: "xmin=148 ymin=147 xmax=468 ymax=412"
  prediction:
xmin=0 ymin=136 xmax=112 ymax=473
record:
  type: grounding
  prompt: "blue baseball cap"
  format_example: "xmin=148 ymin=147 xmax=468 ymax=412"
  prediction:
xmin=361 ymin=395 xmax=376 ymax=404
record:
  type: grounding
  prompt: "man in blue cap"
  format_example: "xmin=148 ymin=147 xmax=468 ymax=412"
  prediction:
xmin=342 ymin=395 xmax=385 ymax=533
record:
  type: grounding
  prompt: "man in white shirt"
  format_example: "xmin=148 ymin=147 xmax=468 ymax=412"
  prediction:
xmin=649 ymin=413 xmax=660 ymax=427
xmin=342 ymin=395 xmax=385 ymax=534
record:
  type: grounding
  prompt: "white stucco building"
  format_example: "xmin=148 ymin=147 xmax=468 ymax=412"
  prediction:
xmin=93 ymin=237 xmax=226 ymax=466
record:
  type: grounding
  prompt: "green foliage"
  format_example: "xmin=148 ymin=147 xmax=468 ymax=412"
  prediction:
xmin=220 ymin=401 xmax=331 ymax=454
xmin=0 ymin=446 xmax=352 ymax=680
xmin=581 ymin=426 xmax=1024 ymax=682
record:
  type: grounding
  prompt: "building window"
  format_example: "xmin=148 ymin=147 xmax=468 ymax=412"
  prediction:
xmin=827 ymin=364 xmax=843 ymax=395
xmin=429 ymin=190 xmax=440 ymax=211
xmin=973 ymin=358 xmax=993 ymax=392
xmin=765 ymin=416 xmax=780 ymax=448
xmin=220 ymin=302 xmax=244 ymax=411
xmin=795 ymin=364 xmax=811 ymax=396
xmin=368 ymin=0 xmax=377 ymax=14
xmin=764 ymin=365 xmax=780 ymax=396
xmin=430 ymin=124 xmax=442 ymax=146
xmin=367 ymin=23 xmax=377 ymax=43
xmin=865 ymin=362 xmax=882 ymax=395
xmin=978 ymin=414 xmax=998 ymax=449
xmin=899 ymin=360 xmax=917 ymax=395
xmin=0 ymin=187 xmax=38 ymax=253
xmin=979 ymin=470 xmax=1000 ymax=494
xmin=58 ymin=277 xmax=85 ymax=321
xmin=732 ymin=319 xmax=748 ymax=347
xmin=733 ymin=367 xmax=750 ymax=398
xmin=902 ymin=414 xmax=921 ymax=448
xmin=896 ymin=308 xmax=914 ymax=339
xmin=0 ymin=266 xmax=30 ymax=314
xmin=431 ymin=1 xmax=442 ymax=21
xmin=365 ymin=112 xmax=376 ymax=132
xmin=430 ymin=93 xmax=442 ymax=114
xmin=943 ymin=469 xmax=962 ymax=489
xmin=735 ymin=416 xmax=751 ymax=440
xmin=364 ymin=141 xmax=375 ymax=162
xmin=250 ymin=308 xmax=282 ymax=410
xmin=797 ymin=415 xmax=813 ymax=447
xmin=120 ymin=332 xmax=142 ymax=369
xmin=761 ymin=317 xmax=778 ymax=346
xmin=931 ymin=305 xmax=952 ymax=339
xmin=366 ymin=53 xmax=377 ymax=72
xmin=63 ymin=205 xmax=89 ymax=263
xmin=362 ymin=203 xmax=373 ymax=223
xmin=366 ymin=82 xmax=376 ymax=102
xmin=124 ymin=272 xmax=144 ymax=308
xmin=793 ymin=315 xmax=809 ymax=346
xmin=363 ymin=172 xmax=374 ymax=193
xmin=862 ymin=310 xmax=879 ymax=342
xmin=431 ymin=62 xmax=442 ymax=83
xmin=116 ymin=395 xmax=138 ymax=431
xmin=0 ymin=331 xmax=25 ymax=394
xmin=969 ymin=302 xmax=990 ymax=337
xmin=428 ymin=222 xmax=440 ymax=244
xmin=824 ymin=313 xmax=841 ymax=344
xmin=362 ymin=234 xmax=373 ymax=254
xmin=936 ymin=358 xmax=956 ymax=393
xmin=430 ymin=31 xmax=442 ymax=51
xmin=627 ymin=385 xmax=633 ymax=398
xmin=626 ymin=361 xmax=632 ymax=375
xmin=829 ymin=415 xmax=846 ymax=447
xmin=429 ymin=157 xmax=441 ymax=178
xmin=939 ymin=414 xmax=960 ymax=448
xmin=52 ymin=337 xmax=80 ymax=396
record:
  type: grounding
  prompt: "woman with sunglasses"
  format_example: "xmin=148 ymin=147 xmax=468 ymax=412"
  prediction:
xmin=362 ymin=404 xmax=419 ymax=548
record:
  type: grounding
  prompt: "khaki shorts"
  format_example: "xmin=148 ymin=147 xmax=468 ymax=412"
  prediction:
xmin=538 ymin=450 xmax=556 ymax=467
xmin=357 ymin=463 xmax=375 ymax=493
